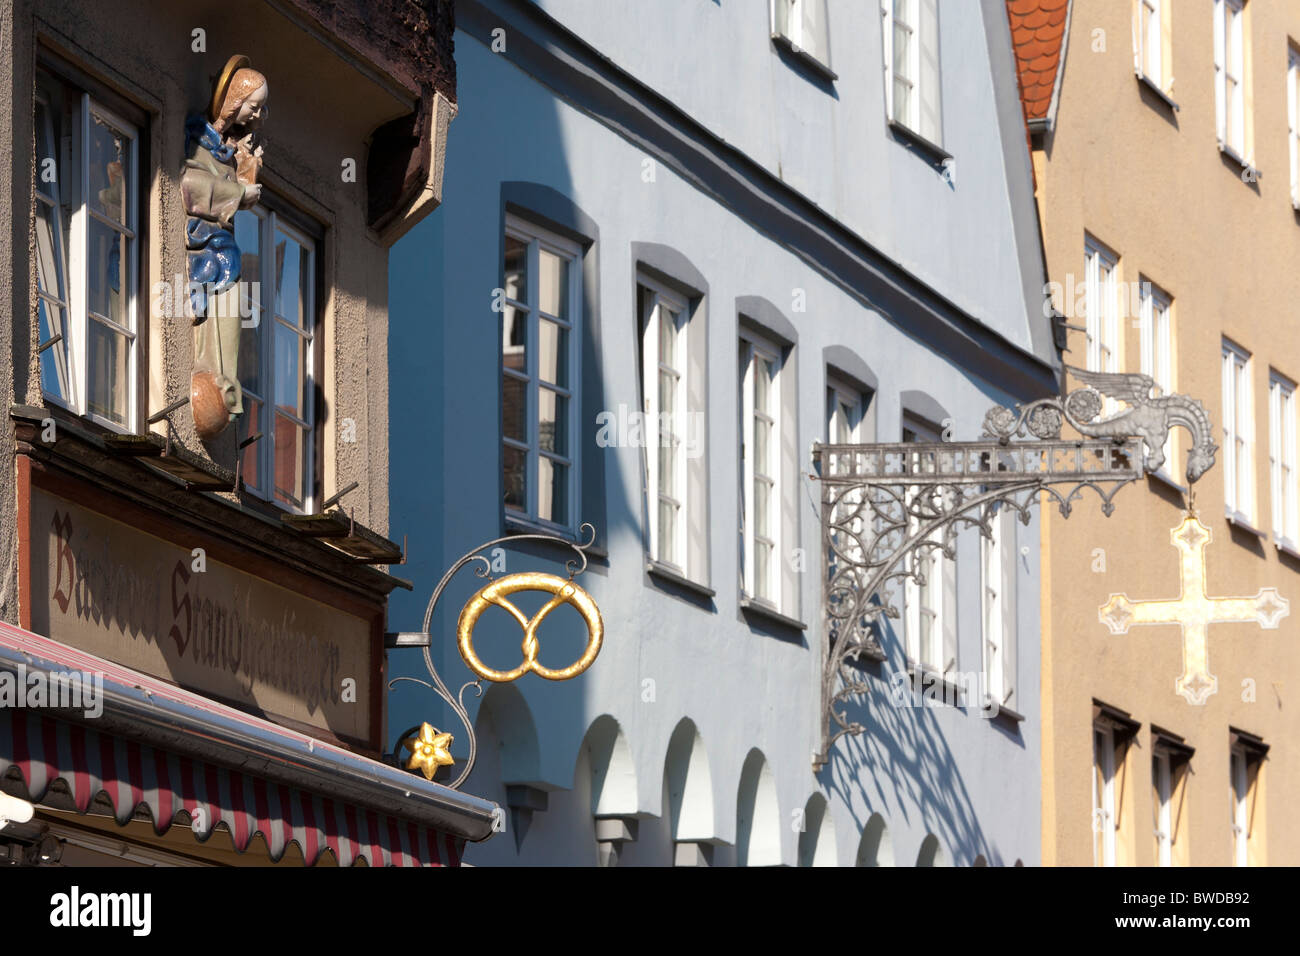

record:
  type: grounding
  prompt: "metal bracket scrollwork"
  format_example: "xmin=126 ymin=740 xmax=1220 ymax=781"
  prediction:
xmin=812 ymin=369 xmax=1218 ymax=769
xmin=389 ymin=524 xmax=601 ymax=790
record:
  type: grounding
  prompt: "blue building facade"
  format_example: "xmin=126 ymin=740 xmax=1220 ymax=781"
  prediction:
xmin=387 ymin=0 xmax=1058 ymax=866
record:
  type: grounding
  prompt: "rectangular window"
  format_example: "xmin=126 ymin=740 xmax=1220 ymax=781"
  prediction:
xmin=35 ymin=69 xmax=140 ymax=433
xmin=1230 ymin=745 xmax=1249 ymax=865
xmin=1139 ymin=281 xmax=1175 ymax=478
xmin=640 ymin=278 xmax=690 ymax=572
xmin=1136 ymin=0 xmax=1165 ymax=88
xmin=741 ymin=333 xmax=783 ymax=607
xmin=1269 ymin=373 xmax=1298 ymax=548
xmin=501 ymin=216 xmax=581 ymax=532
xmin=826 ymin=376 xmax=871 ymax=569
xmin=902 ymin=416 xmax=953 ymax=673
xmin=1153 ymin=750 xmax=1173 ymax=866
xmin=1288 ymin=46 xmax=1300 ymax=206
xmin=1214 ymin=0 xmax=1246 ymax=156
xmin=981 ymin=506 xmax=1017 ymax=708
xmin=771 ymin=0 xmax=832 ymax=71
xmin=827 ymin=381 xmax=864 ymax=447
xmin=881 ymin=0 xmax=942 ymax=145
xmin=1222 ymin=341 xmax=1254 ymax=523
xmin=1085 ymin=240 xmax=1120 ymax=416
xmin=235 ymin=208 xmax=316 ymax=513
xmin=1093 ymin=723 xmax=1118 ymax=867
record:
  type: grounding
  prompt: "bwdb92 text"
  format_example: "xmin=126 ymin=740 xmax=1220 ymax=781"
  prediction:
xmin=1124 ymin=892 xmax=1251 ymax=907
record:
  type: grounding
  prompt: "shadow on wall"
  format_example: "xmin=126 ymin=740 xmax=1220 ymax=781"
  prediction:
xmin=462 ymin=684 xmax=602 ymax=866
xmin=823 ymin=617 xmax=1003 ymax=867
xmin=384 ymin=31 xmax=641 ymax=792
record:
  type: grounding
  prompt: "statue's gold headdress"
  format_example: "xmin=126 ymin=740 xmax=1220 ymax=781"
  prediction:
xmin=209 ymin=54 xmax=251 ymax=123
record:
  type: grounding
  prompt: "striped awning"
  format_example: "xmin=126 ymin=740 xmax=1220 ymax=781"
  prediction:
xmin=0 ymin=708 xmax=458 ymax=867
xmin=0 ymin=623 xmax=495 ymax=866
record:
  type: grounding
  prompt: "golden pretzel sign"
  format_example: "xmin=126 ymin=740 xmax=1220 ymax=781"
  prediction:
xmin=456 ymin=572 xmax=604 ymax=682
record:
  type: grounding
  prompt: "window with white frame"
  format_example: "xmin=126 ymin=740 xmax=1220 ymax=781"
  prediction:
xmin=1214 ymin=0 xmax=1247 ymax=156
xmin=981 ymin=506 xmax=1016 ymax=709
xmin=881 ymin=0 xmax=942 ymax=145
xmin=826 ymin=376 xmax=870 ymax=566
xmin=902 ymin=417 xmax=952 ymax=673
xmin=1135 ymin=0 xmax=1167 ymax=90
xmin=1289 ymin=46 xmax=1300 ymax=207
xmin=1230 ymin=743 xmax=1252 ymax=866
xmin=1153 ymin=750 xmax=1173 ymax=866
xmin=1222 ymin=341 xmax=1254 ymax=522
xmin=827 ymin=381 xmax=864 ymax=447
xmin=501 ymin=216 xmax=581 ymax=532
xmin=1139 ymin=281 xmax=1175 ymax=478
xmin=35 ymin=69 xmax=140 ymax=433
xmin=640 ymin=278 xmax=690 ymax=572
xmin=235 ymin=208 xmax=316 ymax=512
xmin=771 ymin=0 xmax=832 ymax=71
xmin=741 ymin=332 xmax=783 ymax=607
xmin=1084 ymin=240 xmax=1120 ymax=416
xmin=1269 ymin=372 xmax=1297 ymax=548
xmin=1092 ymin=723 xmax=1118 ymax=867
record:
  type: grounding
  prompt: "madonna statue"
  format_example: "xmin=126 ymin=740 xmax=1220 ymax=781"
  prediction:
xmin=181 ymin=54 xmax=267 ymax=440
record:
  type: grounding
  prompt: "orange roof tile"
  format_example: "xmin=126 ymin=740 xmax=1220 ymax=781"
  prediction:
xmin=1006 ymin=0 xmax=1071 ymax=124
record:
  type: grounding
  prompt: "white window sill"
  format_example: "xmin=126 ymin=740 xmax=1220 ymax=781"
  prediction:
xmin=769 ymin=33 xmax=837 ymax=82
xmin=740 ymin=596 xmax=807 ymax=632
xmin=984 ymin=695 xmax=1026 ymax=724
xmin=887 ymin=119 xmax=952 ymax=165
xmin=646 ymin=559 xmax=715 ymax=598
xmin=1274 ymin=536 xmax=1300 ymax=561
xmin=1218 ymin=141 xmax=1260 ymax=181
xmin=1136 ymin=72 xmax=1179 ymax=112
xmin=1226 ymin=510 xmax=1265 ymax=538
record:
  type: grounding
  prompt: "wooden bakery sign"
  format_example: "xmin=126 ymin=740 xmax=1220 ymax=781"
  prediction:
xmin=27 ymin=487 xmax=374 ymax=745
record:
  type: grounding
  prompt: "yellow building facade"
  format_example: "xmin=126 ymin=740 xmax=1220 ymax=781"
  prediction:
xmin=1015 ymin=0 xmax=1300 ymax=866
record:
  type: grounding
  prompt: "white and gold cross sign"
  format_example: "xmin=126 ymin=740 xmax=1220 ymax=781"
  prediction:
xmin=1098 ymin=514 xmax=1289 ymax=704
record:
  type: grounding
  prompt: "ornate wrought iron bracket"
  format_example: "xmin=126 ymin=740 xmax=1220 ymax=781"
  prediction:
xmin=810 ymin=371 xmax=1218 ymax=770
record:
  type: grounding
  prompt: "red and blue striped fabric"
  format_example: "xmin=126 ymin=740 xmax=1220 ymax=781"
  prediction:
xmin=0 ymin=707 xmax=461 ymax=867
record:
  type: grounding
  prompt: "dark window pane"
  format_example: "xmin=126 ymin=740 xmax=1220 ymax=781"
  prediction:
xmin=273 ymin=411 xmax=307 ymax=508
xmin=502 ymin=305 xmax=528 ymax=374
xmin=504 ymin=445 xmax=527 ymax=512
xmin=239 ymin=393 xmax=265 ymax=493
xmin=503 ymin=373 xmax=526 ymax=443
xmin=504 ymin=235 xmax=528 ymax=302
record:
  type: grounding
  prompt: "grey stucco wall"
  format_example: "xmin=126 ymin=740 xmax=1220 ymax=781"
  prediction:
xmin=386 ymin=2 xmax=1045 ymax=865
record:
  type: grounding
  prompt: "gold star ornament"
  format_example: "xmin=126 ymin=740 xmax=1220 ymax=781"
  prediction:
xmin=402 ymin=723 xmax=455 ymax=780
